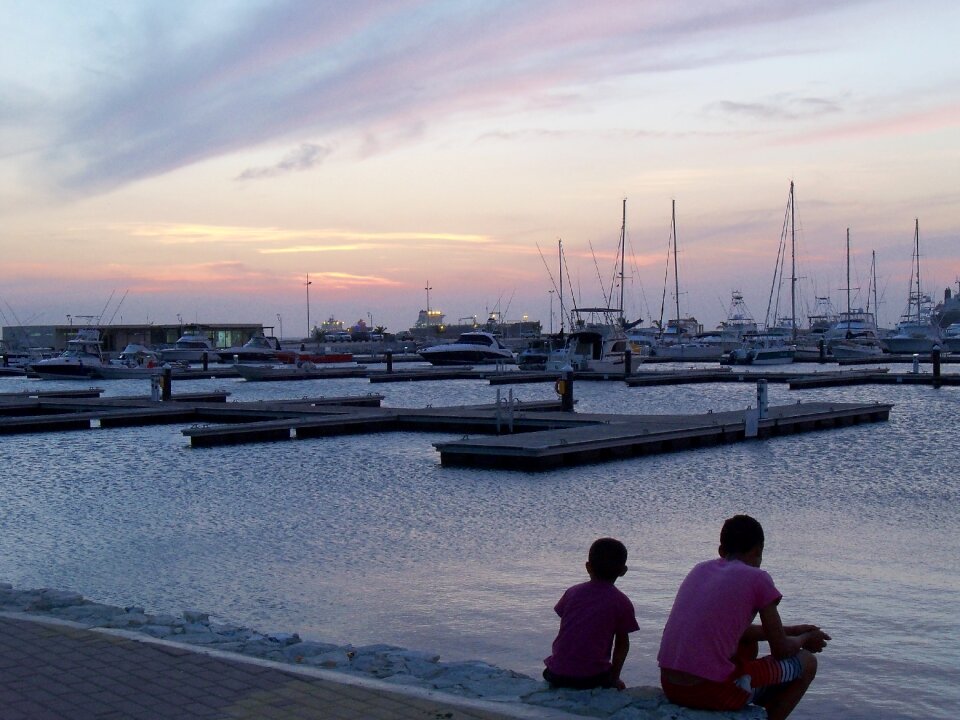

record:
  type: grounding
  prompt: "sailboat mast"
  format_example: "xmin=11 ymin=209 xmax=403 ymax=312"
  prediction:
xmin=871 ymin=250 xmax=879 ymax=320
xmin=620 ymin=197 xmax=626 ymax=327
xmin=914 ymin=218 xmax=921 ymax=324
xmin=790 ymin=181 xmax=797 ymax=340
xmin=846 ymin=228 xmax=852 ymax=334
xmin=558 ymin=238 xmax=564 ymax=333
xmin=672 ymin=199 xmax=680 ymax=332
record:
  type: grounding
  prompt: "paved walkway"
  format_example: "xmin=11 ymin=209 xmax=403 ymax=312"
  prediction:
xmin=0 ymin=615 xmax=559 ymax=720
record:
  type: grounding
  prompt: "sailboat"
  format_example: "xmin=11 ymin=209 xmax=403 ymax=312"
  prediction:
xmin=646 ymin=201 xmax=715 ymax=360
xmin=885 ymin=219 xmax=942 ymax=353
xmin=725 ymin=183 xmax=799 ymax=365
xmin=545 ymin=200 xmax=631 ymax=371
xmin=825 ymin=230 xmax=884 ymax=359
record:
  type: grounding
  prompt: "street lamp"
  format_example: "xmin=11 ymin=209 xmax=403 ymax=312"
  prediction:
xmin=276 ymin=313 xmax=283 ymax=340
xmin=305 ymin=274 xmax=312 ymax=339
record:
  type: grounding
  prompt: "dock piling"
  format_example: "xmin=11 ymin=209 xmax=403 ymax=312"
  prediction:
xmin=162 ymin=367 xmax=172 ymax=401
xmin=386 ymin=350 xmax=393 ymax=373
xmin=202 ymin=352 xmax=209 ymax=371
xmin=624 ymin=349 xmax=632 ymax=378
xmin=560 ymin=368 xmax=574 ymax=411
xmin=912 ymin=354 xmax=920 ymax=374
xmin=756 ymin=379 xmax=768 ymax=418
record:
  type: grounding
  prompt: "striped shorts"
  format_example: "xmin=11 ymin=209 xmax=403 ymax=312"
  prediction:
xmin=662 ymin=655 xmax=804 ymax=711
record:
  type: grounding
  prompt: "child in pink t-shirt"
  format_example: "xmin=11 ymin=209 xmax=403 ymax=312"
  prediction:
xmin=543 ymin=538 xmax=639 ymax=690
xmin=658 ymin=515 xmax=830 ymax=720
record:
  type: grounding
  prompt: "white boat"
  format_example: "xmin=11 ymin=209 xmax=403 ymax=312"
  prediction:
xmin=159 ymin=330 xmax=217 ymax=363
xmin=517 ymin=335 xmax=565 ymax=370
xmin=825 ymin=231 xmax=885 ymax=356
xmin=829 ymin=338 xmax=885 ymax=359
xmin=93 ymin=344 xmax=188 ymax=379
xmin=885 ymin=219 xmax=942 ymax=354
xmin=30 ymin=328 xmax=105 ymax=379
xmin=419 ymin=331 xmax=516 ymax=366
xmin=943 ymin=323 xmax=960 ymax=352
xmin=545 ymin=325 xmax=628 ymax=371
xmin=234 ymin=361 xmax=365 ymax=381
xmin=216 ymin=333 xmax=281 ymax=363
xmin=724 ymin=333 xmax=796 ymax=365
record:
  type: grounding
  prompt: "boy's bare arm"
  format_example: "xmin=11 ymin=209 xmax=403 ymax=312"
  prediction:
xmin=757 ymin=603 xmax=831 ymax=657
xmin=610 ymin=632 xmax=629 ymax=690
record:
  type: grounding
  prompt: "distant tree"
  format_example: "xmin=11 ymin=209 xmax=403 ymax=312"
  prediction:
xmin=374 ymin=325 xmax=387 ymax=335
xmin=311 ymin=327 xmax=324 ymax=342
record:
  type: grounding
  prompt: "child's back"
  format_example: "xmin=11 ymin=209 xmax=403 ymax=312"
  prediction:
xmin=543 ymin=538 xmax=639 ymax=690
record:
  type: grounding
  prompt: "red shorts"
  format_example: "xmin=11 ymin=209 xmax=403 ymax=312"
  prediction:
xmin=661 ymin=655 xmax=803 ymax=711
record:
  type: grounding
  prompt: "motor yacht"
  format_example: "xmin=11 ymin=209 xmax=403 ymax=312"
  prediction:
xmin=216 ymin=333 xmax=281 ymax=363
xmin=419 ymin=331 xmax=516 ymax=366
xmin=159 ymin=331 xmax=217 ymax=363
xmin=30 ymin=328 xmax=105 ymax=379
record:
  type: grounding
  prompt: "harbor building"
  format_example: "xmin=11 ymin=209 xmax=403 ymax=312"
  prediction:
xmin=1 ymin=323 xmax=265 ymax=353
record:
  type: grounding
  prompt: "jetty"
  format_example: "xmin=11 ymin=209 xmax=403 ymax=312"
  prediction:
xmin=0 ymin=385 xmax=891 ymax=470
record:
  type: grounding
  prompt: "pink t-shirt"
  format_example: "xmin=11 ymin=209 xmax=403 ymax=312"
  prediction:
xmin=544 ymin=579 xmax=640 ymax=678
xmin=657 ymin=558 xmax=782 ymax=682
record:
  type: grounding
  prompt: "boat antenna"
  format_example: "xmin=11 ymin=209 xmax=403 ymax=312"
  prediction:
xmin=588 ymin=239 xmax=610 ymax=306
xmin=95 ymin=290 xmax=117 ymax=327
xmin=105 ymin=289 xmax=129 ymax=326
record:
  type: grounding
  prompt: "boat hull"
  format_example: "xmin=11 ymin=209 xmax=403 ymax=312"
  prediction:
xmin=419 ymin=350 xmax=515 ymax=366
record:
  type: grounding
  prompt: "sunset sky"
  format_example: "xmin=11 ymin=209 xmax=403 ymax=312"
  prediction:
xmin=2 ymin=0 xmax=958 ymax=337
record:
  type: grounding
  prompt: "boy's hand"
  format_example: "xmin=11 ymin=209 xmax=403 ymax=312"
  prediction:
xmin=801 ymin=629 xmax=831 ymax=653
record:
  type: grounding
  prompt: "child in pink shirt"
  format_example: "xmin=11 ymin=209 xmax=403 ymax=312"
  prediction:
xmin=544 ymin=538 xmax=639 ymax=690
xmin=658 ymin=515 xmax=830 ymax=720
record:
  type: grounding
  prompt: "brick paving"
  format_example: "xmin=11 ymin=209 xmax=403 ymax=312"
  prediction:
xmin=0 ymin=616 xmax=541 ymax=720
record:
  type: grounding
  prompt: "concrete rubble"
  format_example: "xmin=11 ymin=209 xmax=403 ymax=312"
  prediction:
xmin=0 ymin=584 xmax=763 ymax=719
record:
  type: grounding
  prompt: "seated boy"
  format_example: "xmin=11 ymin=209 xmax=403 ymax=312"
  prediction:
xmin=658 ymin=514 xmax=830 ymax=720
xmin=543 ymin=537 xmax=639 ymax=690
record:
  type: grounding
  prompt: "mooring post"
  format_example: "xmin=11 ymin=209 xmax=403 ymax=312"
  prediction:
xmin=912 ymin=354 xmax=920 ymax=374
xmin=202 ymin=351 xmax=208 ymax=371
xmin=495 ymin=388 xmax=502 ymax=434
xmin=818 ymin=338 xmax=826 ymax=363
xmin=624 ymin=348 xmax=632 ymax=378
xmin=385 ymin=350 xmax=393 ymax=373
xmin=756 ymin=379 xmax=768 ymax=419
xmin=561 ymin=367 xmax=574 ymax=411
xmin=150 ymin=375 xmax=161 ymax=402
xmin=162 ymin=367 xmax=172 ymax=401
xmin=932 ymin=346 xmax=941 ymax=387
xmin=508 ymin=388 xmax=515 ymax=432
xmin=0 ymin=354 xmax=7 ymax=367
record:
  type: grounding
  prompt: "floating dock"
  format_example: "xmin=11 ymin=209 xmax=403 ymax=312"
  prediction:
xmin=434 ymin=401 xmax=892 ymax=470
xmin=0 ymin=386 xmax=893 ymax=470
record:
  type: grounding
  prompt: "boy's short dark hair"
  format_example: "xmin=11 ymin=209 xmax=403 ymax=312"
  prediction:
xmin=588 ymin=538 xmax=628 ymax=581
xmin=720 ymin=515 xmax=764 ymax=556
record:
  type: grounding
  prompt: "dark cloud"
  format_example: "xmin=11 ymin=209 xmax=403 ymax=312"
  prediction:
xmin=235 ymin=143 xmax=332 ymax=180
xmin=711 ymin=95 xmax=845 ymax=121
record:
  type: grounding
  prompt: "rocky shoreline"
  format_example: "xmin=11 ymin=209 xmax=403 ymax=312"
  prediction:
xmin=0 ymin=584 xmax=762 ymax=719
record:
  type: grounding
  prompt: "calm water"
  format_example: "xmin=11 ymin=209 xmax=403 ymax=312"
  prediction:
xmin=1 ymin=364 xmax=958 ymax=719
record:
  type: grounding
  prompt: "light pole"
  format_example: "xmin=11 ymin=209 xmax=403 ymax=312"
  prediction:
xmin=548 ymin=290 xmax=554 ymax=334
xmin=276 ymin=313 xmax=283 ymax=340
xmin=305 ymin=274 xmax=312 ymax=339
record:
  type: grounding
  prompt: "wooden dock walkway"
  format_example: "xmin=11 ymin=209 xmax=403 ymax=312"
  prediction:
xmin=434 ymin=401 xmax=892 ymax=470
xmin=0 ymin=385 xmax=893 ymax=471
